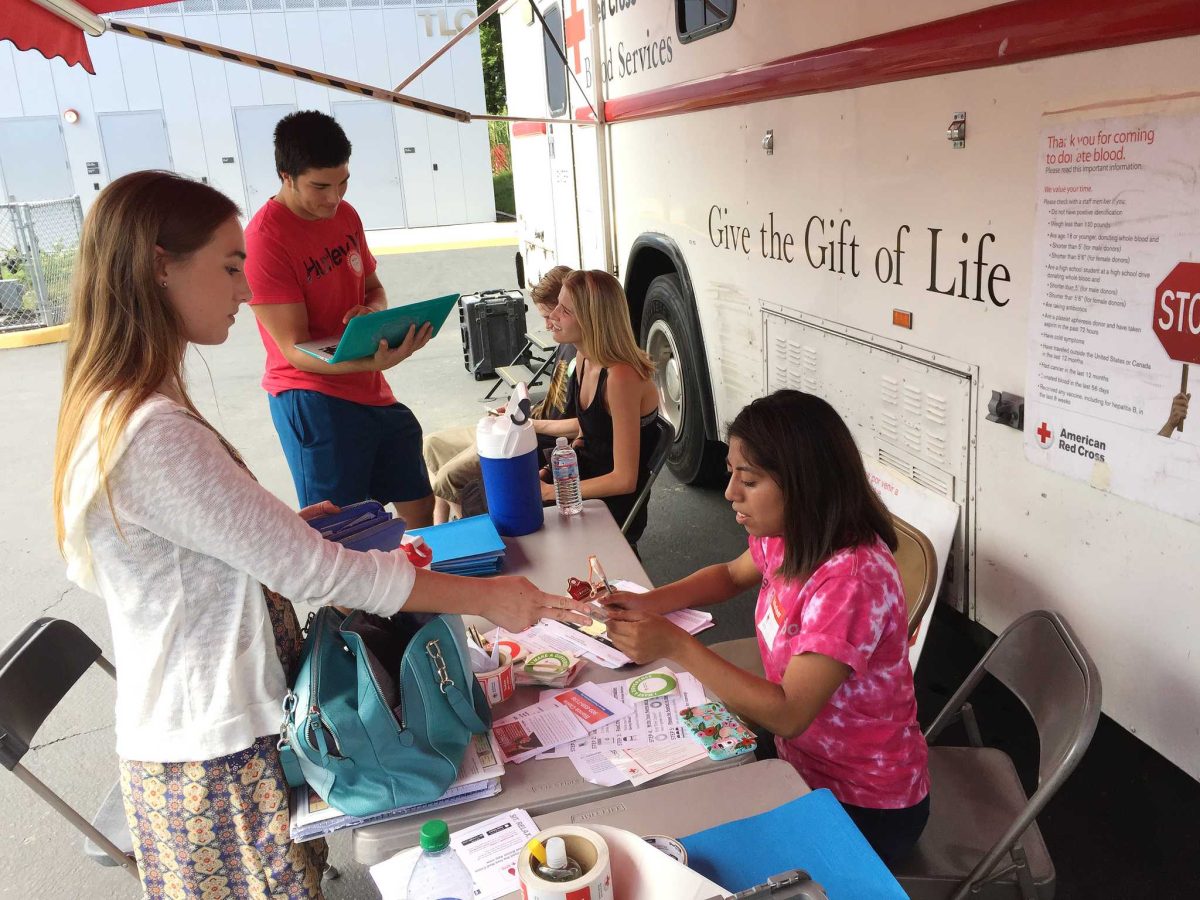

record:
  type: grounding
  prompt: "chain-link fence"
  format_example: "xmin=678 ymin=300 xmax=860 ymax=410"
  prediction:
xmin=0 ymin=197 xmax=84 ymax=333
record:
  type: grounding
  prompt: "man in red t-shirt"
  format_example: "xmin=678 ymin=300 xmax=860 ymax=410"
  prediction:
xmin=246 ymin=110 xmax=435 ymax=526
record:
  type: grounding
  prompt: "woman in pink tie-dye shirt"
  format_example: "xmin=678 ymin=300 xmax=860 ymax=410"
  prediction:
xmin=605 ymin=390 xmax=930 ymax=863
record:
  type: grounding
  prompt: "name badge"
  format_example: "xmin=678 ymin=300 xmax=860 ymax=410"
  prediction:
xmin=757 ymin=590 xmax=784 ymax=650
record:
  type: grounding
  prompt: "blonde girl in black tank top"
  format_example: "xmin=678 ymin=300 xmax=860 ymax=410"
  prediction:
xmin=533 ymin=270 xmax=659 ymax=540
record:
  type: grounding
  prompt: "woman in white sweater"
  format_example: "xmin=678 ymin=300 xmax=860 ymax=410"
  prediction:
xmin=52 ymin=171 xmax=587 ymax=899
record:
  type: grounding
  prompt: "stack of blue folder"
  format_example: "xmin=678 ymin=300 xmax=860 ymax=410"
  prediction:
xmin=306 ymin=500 xmax=407 ymax=552
xmin=408 ymin=515 xmax=506 ymax=576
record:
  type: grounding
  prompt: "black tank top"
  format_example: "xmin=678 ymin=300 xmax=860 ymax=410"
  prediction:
xmin=573 ymin=361 xmax=658 ymax=540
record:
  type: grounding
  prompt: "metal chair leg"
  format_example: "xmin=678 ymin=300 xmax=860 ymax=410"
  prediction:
xmin=12 ymin=764 xmax=138 ymax=879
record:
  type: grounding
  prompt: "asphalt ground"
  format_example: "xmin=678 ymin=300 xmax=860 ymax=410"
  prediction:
xmin=0 ymin=243 xmax=756 ymax=898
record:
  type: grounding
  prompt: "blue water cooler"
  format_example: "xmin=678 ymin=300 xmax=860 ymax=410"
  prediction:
xmin=476 ymin=392 xmax=543 ymax=536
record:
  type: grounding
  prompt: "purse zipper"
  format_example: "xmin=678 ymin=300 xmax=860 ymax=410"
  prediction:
xmin=342 ymin=611 xmax=407 ymax=734
xmin=305 ymin=611 xmax=343 ymax=756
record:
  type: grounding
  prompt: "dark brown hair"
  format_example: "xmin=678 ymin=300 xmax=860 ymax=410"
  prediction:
xmin=727 ymin=390 xmax=897 ymax=580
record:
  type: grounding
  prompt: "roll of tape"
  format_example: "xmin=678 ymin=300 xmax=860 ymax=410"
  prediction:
xmin=642 ymin=834 xmax=688 ymax=865
xmin=517 ymin=825 xmax=612 ymax=900
xmin=473 ymin=649 xmax=514 ymax=706
xmin=524 ymin=650 xmax=571 ymax=676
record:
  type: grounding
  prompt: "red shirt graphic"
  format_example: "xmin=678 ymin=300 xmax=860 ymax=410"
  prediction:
xmin=245 ymin=198 xmax=395 ymax=406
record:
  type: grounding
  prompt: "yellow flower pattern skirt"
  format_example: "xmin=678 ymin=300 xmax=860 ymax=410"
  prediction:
xmin=119 ymin=738 xmax=327 ymax=899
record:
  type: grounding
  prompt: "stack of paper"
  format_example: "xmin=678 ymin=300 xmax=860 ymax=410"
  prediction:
xmin=408 ymin=515 xmax=506 ymax=576
xmin=493 ymin=682 xmax=634 ymax=763
xmin=288 ymin=731 xmax=505 ymax=842
xmin=534 ymin=670 xmax=713 ymax=787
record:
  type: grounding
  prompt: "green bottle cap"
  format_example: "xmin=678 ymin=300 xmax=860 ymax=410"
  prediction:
xmin=419 ymin=819 xmax=451 ymax=852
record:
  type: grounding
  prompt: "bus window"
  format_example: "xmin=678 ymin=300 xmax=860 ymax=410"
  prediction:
xmin=542 ymin=4 xmax=568 ymax=117
xmin=677 ymin=0 xmax=736 ymax=43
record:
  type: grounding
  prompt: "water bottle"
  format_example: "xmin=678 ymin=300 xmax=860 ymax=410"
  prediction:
xmin=551 ymin=437 xmax=583 ymax=516
xmin=406 ymin=819 xmax=475 ymax=900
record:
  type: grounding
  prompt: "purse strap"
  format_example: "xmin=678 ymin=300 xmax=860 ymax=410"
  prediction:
xmin=444 ymin=681 xmax=489 ymax=733
xmin=277 ymin=735 xmax=307 ymax=787
xmin=424 ymin=633 xmax=490 ymax=734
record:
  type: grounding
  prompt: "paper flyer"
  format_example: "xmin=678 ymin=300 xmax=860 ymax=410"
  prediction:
xmin=494 ymin=701 xmax=589 ymax=763
xmin=1026 ymin=108 xmax=1200 ymax=521
xmin=451 ymin=809 xmax=541 ymax=900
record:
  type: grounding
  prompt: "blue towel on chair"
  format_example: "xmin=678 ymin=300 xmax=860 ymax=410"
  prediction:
xmin=679 ymin=789 xmax=907 ymax=899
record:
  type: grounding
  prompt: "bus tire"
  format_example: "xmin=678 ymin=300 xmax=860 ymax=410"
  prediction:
xmin=640 ymin=273 xmax=722 ymax=484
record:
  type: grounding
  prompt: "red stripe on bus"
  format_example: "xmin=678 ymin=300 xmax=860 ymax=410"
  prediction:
xmin=604 ymin=0 xmax=1200 ymax=123
xmin=511 ymin=122 xmax=548 ymax=137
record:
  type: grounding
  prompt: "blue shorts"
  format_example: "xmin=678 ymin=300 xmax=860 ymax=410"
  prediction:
xmin=268 ymin=390 xmax=432 ymax=508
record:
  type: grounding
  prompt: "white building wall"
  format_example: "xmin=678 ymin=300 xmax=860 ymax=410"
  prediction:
xmin=0 ymin=0 xmax=492 ymax=229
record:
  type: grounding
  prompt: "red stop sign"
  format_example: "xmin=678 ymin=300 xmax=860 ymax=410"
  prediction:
xmin=1154 ymin=262 xmax=1200 ymax=365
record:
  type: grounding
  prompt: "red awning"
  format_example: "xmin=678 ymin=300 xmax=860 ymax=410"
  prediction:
xmin=0 ymin=1 xmax=183 ymax=73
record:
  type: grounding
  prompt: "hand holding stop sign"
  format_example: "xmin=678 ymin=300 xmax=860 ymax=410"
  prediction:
xmin=1154 ymin=262 xmax=1200 ymax=435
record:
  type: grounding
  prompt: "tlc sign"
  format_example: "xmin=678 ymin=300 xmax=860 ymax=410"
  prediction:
xmin=1154 ymin=262 xmax=1200 ymax=365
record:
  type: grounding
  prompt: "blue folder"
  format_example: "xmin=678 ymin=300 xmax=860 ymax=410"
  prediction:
xmin=679 ymin=788 xmax=908 ymax=899
xmin=408 ymin=515 xmax=505 ymax=576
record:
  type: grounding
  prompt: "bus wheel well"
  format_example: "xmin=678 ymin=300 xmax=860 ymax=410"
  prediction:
xmin=623 ymin=235 xmax=724 ymax=484
xmin=624 ymin=245 xmax=678 ymax=336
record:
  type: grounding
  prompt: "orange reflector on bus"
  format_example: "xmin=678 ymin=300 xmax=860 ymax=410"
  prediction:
xmin=892 ymin=309 xmax=913 ymax=329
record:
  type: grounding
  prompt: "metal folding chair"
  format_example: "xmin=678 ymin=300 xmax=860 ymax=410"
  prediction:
xmin=894 ymin=610 xmax=1102 ymax=899
xmin=620 ymin=415 xmax=675 ymax=538
xmin=0 ymin=618 xmax=137 ymax=878
xmin=484 ymin=331 xmax=558 ymax=401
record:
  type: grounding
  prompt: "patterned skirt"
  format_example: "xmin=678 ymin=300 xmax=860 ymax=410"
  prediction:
xmin=119 ymin=582 xmax=327 ymax=899
xmin=119 ymin=737 xmax=327 ymax=899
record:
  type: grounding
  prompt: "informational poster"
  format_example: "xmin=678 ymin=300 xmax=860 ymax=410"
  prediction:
xmin=1025 ymin=110 xmax=1200 ymax=523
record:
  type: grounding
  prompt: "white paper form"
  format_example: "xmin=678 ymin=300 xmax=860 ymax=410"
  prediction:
xmin=609 ymin=739 xmax=709 ymax=787
xmin=451 ymin=809 xmax=541 ymax=900
xmin=550 ymin=672 xmax=705 ymax=756
xmin=494 ymin=700 xmax=589 ymax=763
xmin=536 ymin=619 xmax=631 ymax=668
xmin=570 ymin=748 xmax=629 ymax=786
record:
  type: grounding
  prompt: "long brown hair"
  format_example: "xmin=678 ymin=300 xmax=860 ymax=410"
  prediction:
xmin=561 ymin=269 xmax=653 ymax=379
xmin=53 ymin=171 xmax=240 ymax=549
xmin=727 ymin=390 xmax=897 ymax=580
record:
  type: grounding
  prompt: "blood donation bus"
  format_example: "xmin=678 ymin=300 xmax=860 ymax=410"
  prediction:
xmin=498 ymin=0 xmax=1200 ymax=781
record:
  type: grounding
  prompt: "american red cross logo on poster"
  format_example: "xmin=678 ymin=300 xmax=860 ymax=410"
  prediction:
xmin=1036 ymin=421 xmax=1054 ymax=448
xmin=564 ymin=0 xmax=587 ymax=73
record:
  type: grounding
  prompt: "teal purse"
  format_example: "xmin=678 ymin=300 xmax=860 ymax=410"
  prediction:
xmin=278 ymin=608 xmax=491 ymax=818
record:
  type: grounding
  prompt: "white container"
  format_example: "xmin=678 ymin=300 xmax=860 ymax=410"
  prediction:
xmin=477 ymin=384 xmax=543 ymax=536
xmin=517 ymin=825 xmax=613 ymax=900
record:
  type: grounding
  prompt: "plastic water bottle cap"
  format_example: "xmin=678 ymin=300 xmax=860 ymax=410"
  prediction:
xmin=418 ymin=819 xmax=450 ymax=852
xmin=545 ymin=836 xmax=568 ymax=869
xmin=556 ymin=436 xmax=568 ymax=448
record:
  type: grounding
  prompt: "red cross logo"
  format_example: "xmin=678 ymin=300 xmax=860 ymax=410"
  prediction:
xmin=563 ymin=0 xmax=587 ymax=74
xmin=1036 ymin=421 xmax=1054 ymax=448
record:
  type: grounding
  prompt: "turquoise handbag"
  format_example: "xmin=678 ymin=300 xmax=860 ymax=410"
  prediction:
xmin=278 ymin=608 xmax=491 ymax=818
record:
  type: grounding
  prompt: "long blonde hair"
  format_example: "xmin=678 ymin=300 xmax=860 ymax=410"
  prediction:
xmin=561 ymin=269 xmax=654 ymax=380
xmin=53 ymin=171 xmax=240 ymax=549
